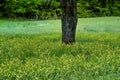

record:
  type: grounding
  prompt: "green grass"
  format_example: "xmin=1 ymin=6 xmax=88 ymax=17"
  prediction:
xmin=77 ymin=17 xmax=120 ymax=32
xmin=0 ymin=17 xmax=120 ymax=34
xmin=0 ymin=17 xmax=120 ymax=80
xmin=0 ymin=19 xmax=61 ymax=34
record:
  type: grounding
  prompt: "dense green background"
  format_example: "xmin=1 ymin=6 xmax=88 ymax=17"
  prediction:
xmin=0 ymin=0 xmax=120 ymax=19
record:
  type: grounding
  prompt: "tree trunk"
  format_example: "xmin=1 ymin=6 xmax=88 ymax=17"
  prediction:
xmin=61 ymin=0 xmax=78 ymax=44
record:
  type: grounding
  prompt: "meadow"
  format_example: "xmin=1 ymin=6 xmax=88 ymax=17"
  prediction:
xmin=0 ymin=17 xmax=120 ymax=80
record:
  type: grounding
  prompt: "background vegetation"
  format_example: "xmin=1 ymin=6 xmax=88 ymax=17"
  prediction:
xmin=0 ymin=17 xmax=120 ymax=34
xmin=0 ymin=0 xmax=120 ymax=19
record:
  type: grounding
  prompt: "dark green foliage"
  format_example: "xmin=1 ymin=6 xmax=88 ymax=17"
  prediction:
xmin=0 ymin=0 xmax=120 ymax=19
xmin=77 ymin=0 xmax=120 ymax=17
xmin=0 ymin=0 xmax=61 ymax=19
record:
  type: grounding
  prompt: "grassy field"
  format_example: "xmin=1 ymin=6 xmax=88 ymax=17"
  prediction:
xmin=0 ymin=17 xmax=120 ymax=34
xmin=0 ymin=17 xmax=120 ymax=80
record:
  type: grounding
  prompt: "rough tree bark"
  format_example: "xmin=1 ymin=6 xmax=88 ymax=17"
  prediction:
xmin=61 ymin=0 xmax=78 ymax=44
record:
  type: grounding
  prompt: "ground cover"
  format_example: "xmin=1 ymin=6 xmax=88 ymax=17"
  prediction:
xmin=0 ymin=17 xmax=120 ymax=80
